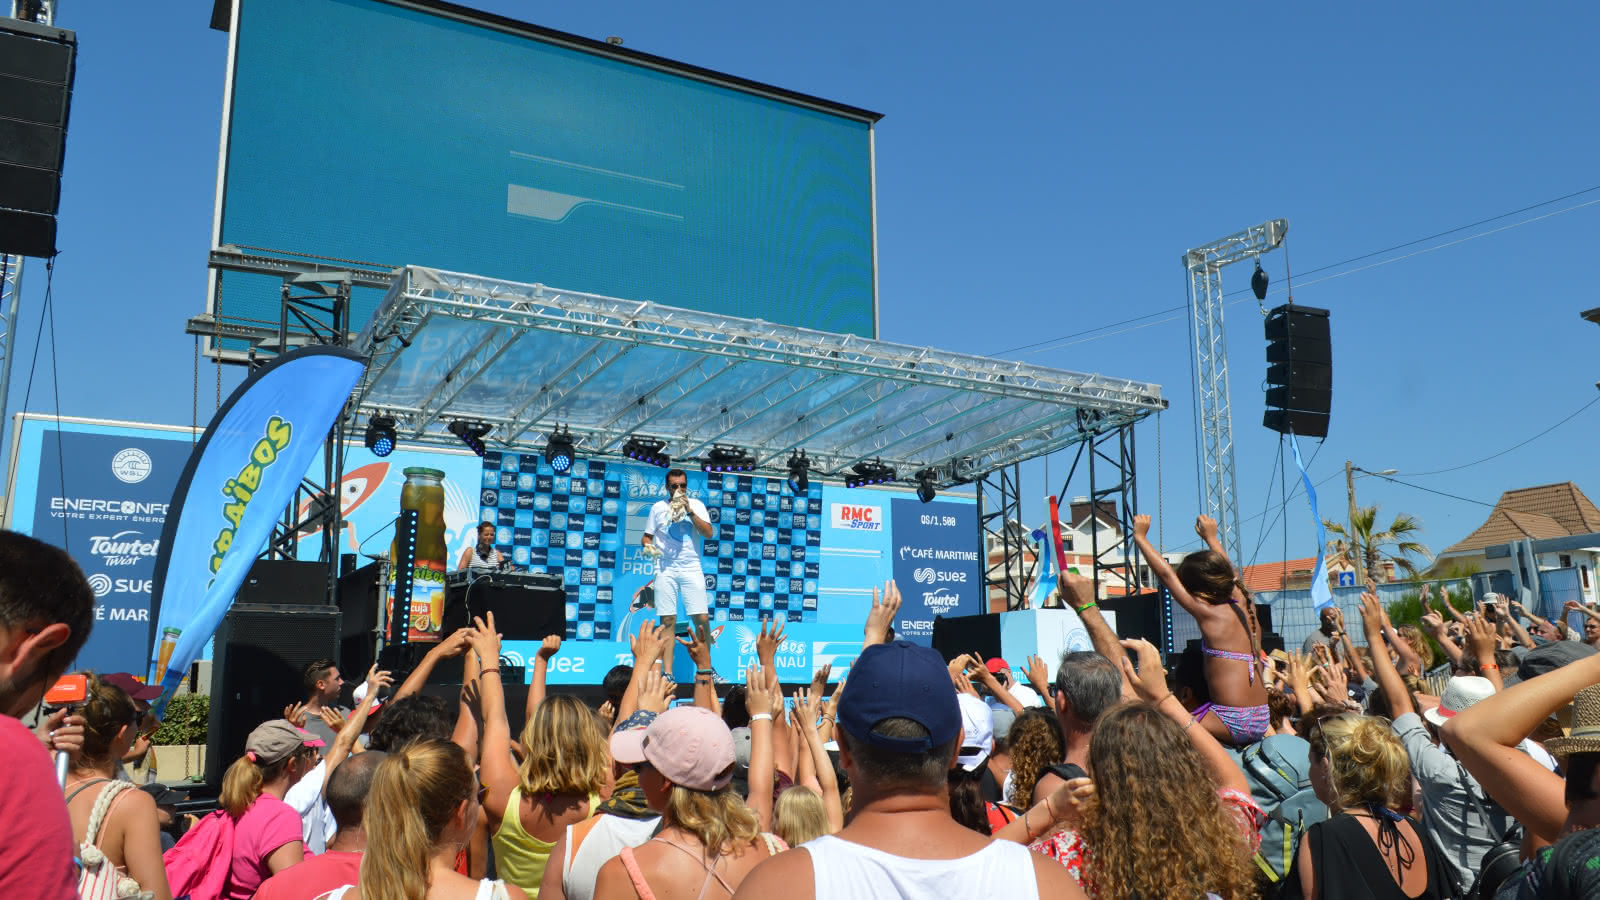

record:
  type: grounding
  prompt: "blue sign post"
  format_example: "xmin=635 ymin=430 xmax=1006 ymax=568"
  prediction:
xmin=889 ymin=498 xmax=983 ymax=644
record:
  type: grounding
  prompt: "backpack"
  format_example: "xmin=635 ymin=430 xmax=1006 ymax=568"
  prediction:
xmin=162 ymin=809 xmax=237 ymax=900
xmin=72 ymin=779 xmax=153 ymax=900
xmin=1228 ymin=735 xmax=1329 ymax=884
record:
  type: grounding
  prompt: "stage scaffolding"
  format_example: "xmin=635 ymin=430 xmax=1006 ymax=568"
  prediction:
xmin=193 ymin=256 xmax=1168 ymax=609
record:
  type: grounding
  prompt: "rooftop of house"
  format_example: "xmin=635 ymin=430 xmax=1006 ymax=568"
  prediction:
xmin=1443 ymin=481 xmax=1600 ymax=554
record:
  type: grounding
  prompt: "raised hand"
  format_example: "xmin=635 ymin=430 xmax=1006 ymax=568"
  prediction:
xmin=1420 ymin=609 xmax=1445 ymax=631
xmin=808 ymin=662 xmax=832 ymax=696
xmin=746 ymin=663 xmax=776 ymax=719
xmin=953 ymin=669 xmax=980 ymax=698
xmin=680 ymin=628 xmax=713 ymax=669
xmin=633 ymin=620 xmax=670 ymax=668
xmin=1566 ymin=600 xmax=1583 ymax=615
xmin=1132 ymin=514 xmax=1151 ymax=538
xmin=1465 ymin=614 xmax=1499 ymax=661
xmin=537 ymin=634 xmax=562 ymax=661
xmin=597 ymin=699 xmax=616 ymax=724
xmin=794 ymin=686 xmax=822 ymax=729
xmin=757 ymin=618 xmax=787 ymax=662
xmin=364 ymin=663 xmax=393 ymax=695
xmin=1357 ymin=592 xmax=1383 ymax=636
xmin=431 ymin=627 xmax=475 ymax=659
xmin=1116 ymin=638 xmax=1167 ymax=703
xmin=864 ymin=580 xmax=902 ymax=645
xmin=468 ymin=612 xmax=502 ymax=663
xmin=1024 ymin=654 xmax=1050 ymax=696
xmin=1059 ymin=570 xmax=1095 ymax=610
xmin=282 ymin=702 xmax=308 ymax=728
xmin=637 ymin=666 xmax=675 ymax=714
xmin=1195 ymin=514 xmax=1218 ymax=541
xmin=319 ymin=707 xmax=345 ymax=732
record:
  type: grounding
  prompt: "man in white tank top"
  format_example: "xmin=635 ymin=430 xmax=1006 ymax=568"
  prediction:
xmin=733 ymin=640 xmax=1086 ymax=900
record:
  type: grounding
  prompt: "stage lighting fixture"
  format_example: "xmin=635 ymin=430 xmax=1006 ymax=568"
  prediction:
xmin=622 ymin=436 xmax=670 ymax=468
xmin=915 ymin=468 xmax=938 ymax=503
xmin=702 ymin=445 xmax=755 ymax=473
xmin=364 ymin=415 xmax=396 ymax=458
xmin=448 ymin=420 xmax=492 ymax=457
xmin=1251 ymin=260 xmax=1270 ymax=301
xmin=845 ymin=459 xmax=896 ymax=489
xmin=544 ymin=427 xmax=576 ymax=474
xmin=786 ymin=450 xmax=811 ymax=493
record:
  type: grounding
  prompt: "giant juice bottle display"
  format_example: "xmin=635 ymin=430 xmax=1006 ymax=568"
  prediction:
xmin=391 ymin=467 xmax=449 ymax=642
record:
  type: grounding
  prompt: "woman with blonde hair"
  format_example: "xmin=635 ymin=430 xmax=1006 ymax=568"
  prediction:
xmin=1020 ymin=639 xmax=1262 ymax=899
xmin=60 ymin=673 xmax=172 ymax=900
xmin=593 ymin=706 xmax=786 ymax=900
xmin=471 ymin=616 xmax=610 ymax=895
xmin=772 ymin=786 xmax=828 ymax=847
xmin=216 ymin=718 xmax=322 ymax=898
xmin=1284 ymin=714 xmax=1452 ymax=899
xmin=339 ymin=738 xmax=528 ymax=900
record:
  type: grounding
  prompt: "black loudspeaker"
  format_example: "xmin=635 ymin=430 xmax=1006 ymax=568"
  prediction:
xmin=336 ymin=561 xmax=387 ymax=680
xmin=442 ymin=582 xmax=565 ymax=641
xmin=1263 ymin=304 xmax=1332 ymax=438
xmin=237 ymin=558 xmax=328 ymax=605
xmin=206 ymin=603 xmax=342 ymax=786
xmin=1101 ymin=591 xmax=1165 ymax=646
xmin=0 ymin=18 xmax=75 ymax=258
xmin=930 ymin=613 xmax=1002 ymax=664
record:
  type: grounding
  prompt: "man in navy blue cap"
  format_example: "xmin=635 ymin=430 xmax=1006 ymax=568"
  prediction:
xmin=736 ymin=639 xmax=1084 ymax=900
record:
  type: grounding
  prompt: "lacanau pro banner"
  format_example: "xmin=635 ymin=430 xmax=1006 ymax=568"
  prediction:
xmin=146 ymin=347 xmax=366 ymax=705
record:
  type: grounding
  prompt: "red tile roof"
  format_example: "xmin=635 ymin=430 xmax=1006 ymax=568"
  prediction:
xmin=1443 ymin=482 xmax=1600 ymax=554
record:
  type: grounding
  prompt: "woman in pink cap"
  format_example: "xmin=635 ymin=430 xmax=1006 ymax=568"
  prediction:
xmin=592 ymin=706 xmax=786 ymax=900
xmin=217 ymin=718 xmax=324 ymax=899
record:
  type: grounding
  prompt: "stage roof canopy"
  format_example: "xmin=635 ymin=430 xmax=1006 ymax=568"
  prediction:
xmin=351 ymin=267 xmax=1167 ymax=485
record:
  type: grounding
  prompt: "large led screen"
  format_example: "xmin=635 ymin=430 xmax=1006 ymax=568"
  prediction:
xmin=213 ymin=0 xmax=879 ymax=342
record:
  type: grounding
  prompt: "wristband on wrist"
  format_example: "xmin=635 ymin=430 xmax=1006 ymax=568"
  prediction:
xmin=480 ymin=667 xmax=501 ymax=677
xmin=696 ymin=668 xmax=715 ymax=675
xmin=750 ymin=713 xmax=773 ymax=723
xmin=1479 ymin=663 xmax=1500 ymax=671
xmin=1074 ymin=601 xmax=1098 ymax=614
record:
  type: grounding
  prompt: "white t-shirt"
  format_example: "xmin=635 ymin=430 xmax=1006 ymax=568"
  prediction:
xmin=283 ymin=758 xmax=336 ymax=855
xmin=647 ymin=497 xmax=709 ymax=571
xmin=803 ymin=834 xmax=1040 ymax=900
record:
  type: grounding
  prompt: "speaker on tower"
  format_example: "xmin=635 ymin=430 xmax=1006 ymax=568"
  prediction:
xmin=0 ymin=17 xmax=75 ymax=258
xmin=1263 ymin=303 xmax=1331 ymax=438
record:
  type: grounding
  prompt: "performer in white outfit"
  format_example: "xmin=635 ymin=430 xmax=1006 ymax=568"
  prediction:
xmin=641 ymin=468 xmax=713 ymax=679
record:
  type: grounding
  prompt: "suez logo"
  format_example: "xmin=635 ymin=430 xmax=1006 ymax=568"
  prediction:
xmin=912 ymin=567 xmax=968 ymax=585
xmin=86 ymin=573 xmax=153 ymax=598
xmin=829 ymin=503 xmax=882 ymax=532
xmin=499 ymin=649 xmax=587 ymax=674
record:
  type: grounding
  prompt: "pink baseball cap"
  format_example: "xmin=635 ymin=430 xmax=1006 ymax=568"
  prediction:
xmin=618 ymin=706 xmax=736 ymax=791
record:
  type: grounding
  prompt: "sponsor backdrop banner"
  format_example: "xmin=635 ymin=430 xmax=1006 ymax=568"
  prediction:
xmin=5 ymin=416 xmax=200 ymax=675
xmin=147 ymin=347 xmax=366 ymax=705
xmin=888 ymin=497 xmax=983 ymax=642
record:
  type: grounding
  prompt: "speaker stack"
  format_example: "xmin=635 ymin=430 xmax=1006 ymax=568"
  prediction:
xmin=0 ymin=17 xmax=75 ymax=258
xmin=1263 ymin=304 xmax=1332 ymax=438
xmin=205 ymin=603 xmax=342 ymax=786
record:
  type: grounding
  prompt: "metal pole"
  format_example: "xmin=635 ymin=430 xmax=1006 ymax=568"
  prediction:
xmin=1345 ymin=460 xmax=1362 ymax=585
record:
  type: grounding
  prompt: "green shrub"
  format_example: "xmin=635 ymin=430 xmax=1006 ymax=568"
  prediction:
xmin=150 ymin=694 xmax=208 ymax=746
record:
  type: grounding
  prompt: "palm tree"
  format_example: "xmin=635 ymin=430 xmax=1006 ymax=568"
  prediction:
xmin=1324 ymin=505 xmax=1432 ymax=585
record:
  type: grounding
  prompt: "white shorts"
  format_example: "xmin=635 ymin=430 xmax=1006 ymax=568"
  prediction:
xmin=654 ymin=567 xmax=709 ymax=618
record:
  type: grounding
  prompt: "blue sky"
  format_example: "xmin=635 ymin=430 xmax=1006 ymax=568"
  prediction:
xmin=8 ymin=1 xmax=1600 ymax=569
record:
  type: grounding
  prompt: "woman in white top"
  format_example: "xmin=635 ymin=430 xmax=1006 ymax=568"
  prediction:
xmin=459 ymin=522 xmax=506 ymax=575
xmin=61 ymin=674 xmax=173 ymax=900
xmin=338 ymin=738 xmax=528 ymax=900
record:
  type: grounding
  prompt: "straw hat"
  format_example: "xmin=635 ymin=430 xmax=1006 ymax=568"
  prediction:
xmin=1545 ymin=684 xmax=1600 ymax=757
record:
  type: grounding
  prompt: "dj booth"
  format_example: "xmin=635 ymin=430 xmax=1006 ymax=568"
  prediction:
xmin=440 ymin=569 xmax=567 ymax=639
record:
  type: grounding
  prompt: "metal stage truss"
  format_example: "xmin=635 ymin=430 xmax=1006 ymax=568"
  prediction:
xmin=349 ymin=266 xmax=1167 ymax=492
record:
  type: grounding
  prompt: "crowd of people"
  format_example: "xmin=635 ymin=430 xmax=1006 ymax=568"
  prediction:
xmin=9 ymin=509 xmax=1600 ymax=898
